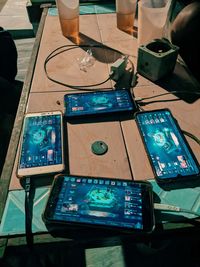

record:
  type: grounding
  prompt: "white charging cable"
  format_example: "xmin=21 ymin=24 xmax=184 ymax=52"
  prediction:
xmin=154 ymin=203 xmax=200 ymax=217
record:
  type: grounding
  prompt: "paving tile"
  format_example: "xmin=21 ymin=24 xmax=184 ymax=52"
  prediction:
xmin=0 ymin=0 xmax=32 ymax=30
xmin=86 ymin=246 xmax=125 ymax=267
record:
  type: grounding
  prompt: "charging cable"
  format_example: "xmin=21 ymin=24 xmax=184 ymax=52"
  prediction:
xmin=44 ymin=44 xmax=134 ymax=90
xmin=154 ymin=203 xmax=200 ymax=218
xmin=25 ymin=176 xmax=33 ymax=247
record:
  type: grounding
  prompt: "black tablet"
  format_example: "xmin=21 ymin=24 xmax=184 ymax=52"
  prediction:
xmin=135 ymin=109 xmax=200 ymax=183
xmin=64 ymin=89 xmax=137 ymax=117
xmin=43 ymin=175 xmax=155 ymax=234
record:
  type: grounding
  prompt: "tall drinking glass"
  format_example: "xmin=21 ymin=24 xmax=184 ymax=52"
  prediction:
xmin=56 ymin=0 xmax=79 ymax=40
xmin=138 ymin=0 xmax=171 ymax=46
xmin=116 ymin=0 xmax=137 ymax=34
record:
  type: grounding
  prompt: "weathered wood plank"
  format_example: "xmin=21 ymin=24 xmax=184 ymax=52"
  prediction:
xmin=15 ymin=37 xmax=35 ymax=81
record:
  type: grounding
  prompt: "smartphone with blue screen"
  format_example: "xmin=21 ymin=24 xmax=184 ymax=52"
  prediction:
xmin=43 ymin=175 xmax=155 ymax=234
xmin=17 ymin=111 xmax=64 ymax=178
xmin=135 ymin=109 xmax=200 ymax=183
xmin=64 ymin=89 xmax=137 ymax=117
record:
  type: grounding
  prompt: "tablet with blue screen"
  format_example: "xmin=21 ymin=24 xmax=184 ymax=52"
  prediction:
xmin=64 ymin=89 xmax=137 ymax=117
xmin=43 ymin=175 xmax=155 ymax=233
xmin=135 ymin=109 xmax=200 ymax=183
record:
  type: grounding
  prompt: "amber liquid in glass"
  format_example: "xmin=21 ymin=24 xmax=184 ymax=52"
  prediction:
xmin=117 ymin=13 xmax=134 ymax=34
xmin=60 ymin=16 xmax=79 ymax=39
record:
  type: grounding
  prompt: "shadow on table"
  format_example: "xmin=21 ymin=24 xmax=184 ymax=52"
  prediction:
xmin=155 ymin=61 xmax=200 ymax=104
xmin=68 ymin=33 xmax=200 ymax=105
xmin=0 ymin=242 xmax=86 ymax=267
xmin=122 ymin=190 xmax=200 ymax=266
xmin=65 ymin=112 xmax=135 ymax=126
xmin=122 ymin=233 xmax=200 ymax=267
xmin=68 ymin=32 xmax=134 ymax=89
xmin=69 ymin=33 xmax=122 ymax=64
xmin=155 ymin=177 xmax=200 ymax=191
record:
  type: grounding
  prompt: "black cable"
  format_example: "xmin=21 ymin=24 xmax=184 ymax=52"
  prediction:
xmin=135 ymin=90 xmax=200 ymax=108
xmin=182 ymin=130 xmax=200 ymax=146
xmin=137 ymin=103 xmax=145 ymax=111
xmin=138 ymin=98 xmax=181 ymax=106
xmin=44 ymin=44 xmax=134 ymax=91
xmin=136 ymin=90 xmax=200 ymax=102
xmin=44 ymin=46 xmax=111 ymax=90
xmin=25 ymin=176 xmax=33 ymax=248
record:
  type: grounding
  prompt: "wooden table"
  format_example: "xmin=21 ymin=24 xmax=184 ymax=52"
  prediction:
xmin=0 ymin=5 xmax=200 ymax=255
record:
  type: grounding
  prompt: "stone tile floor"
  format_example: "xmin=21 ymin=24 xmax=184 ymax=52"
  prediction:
xmin=0 ymin=0 xmax=32 ymax=30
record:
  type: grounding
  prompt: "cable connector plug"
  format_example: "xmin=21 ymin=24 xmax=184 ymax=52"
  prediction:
xmin=154 ymin=203 xmax=200 ymax=217
xmin=154 ymin=203 xmax=181 ymax=212
xmin=110 ymin=57 xmax=128 ymax=82
xmin=134 ymin=97 xmax=143 ymax=102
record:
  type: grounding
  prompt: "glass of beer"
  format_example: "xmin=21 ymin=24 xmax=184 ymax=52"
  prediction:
xmin=56 ymin=0 xmax=79 ymax=40
xmin=116 ymin=0 xmax=137 ymax=34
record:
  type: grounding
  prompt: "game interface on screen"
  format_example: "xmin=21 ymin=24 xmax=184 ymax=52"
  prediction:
xmin=19 ymin=115 xmax=62 ymax=168
xmin=64 ymin=90 xmax=135 ymax=116
xmin=52 ymin=176 xmax=144 ymax=230
xmin=136 ymin=110 xmax=199 ymax=179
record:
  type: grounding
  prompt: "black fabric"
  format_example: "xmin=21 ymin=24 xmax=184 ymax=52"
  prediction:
xmin=0 ymin=243 xmax=86 ymax=267
xmin=0 ymin=27 xmax=22 ymax=173
xmin=0 ymin=27 xmax=17 ymax=82
xmin=0 ymin=113 xmax=15 ymax=175
xmin=0 ymin=77 xmax=22 ymax=115
xmin=0 ymin=79 xmax=23 ymax=174
xmin=170 ymin=2 xmax=200 ymax=82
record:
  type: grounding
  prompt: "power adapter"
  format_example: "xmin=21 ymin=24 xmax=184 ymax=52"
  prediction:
xmin=110 ymin=57 xmax=128 ymax=81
